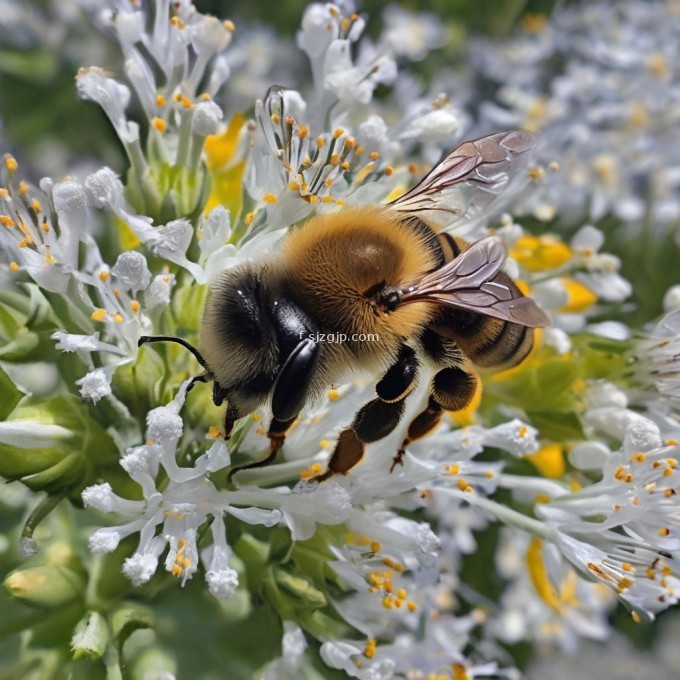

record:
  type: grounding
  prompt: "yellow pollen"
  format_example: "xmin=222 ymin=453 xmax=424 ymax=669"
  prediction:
xmin=631 ymin=452 xmax=647 ymax=463
xmin=207 ymin=426 xmax=221 ymax=439
xmin=181 ymin=95 xmax=192 ymax=109
xmin=0 ymin=188 xmax=8 ymax=198
xmin=662 ymin=565 xmax=672 ymax=576
xmin=333 ymin=128 xmax=345 ymax=139
xmin=18 ymin=239 xmax=27 ymax=248
xmin=369 ymin=151 xmax=380 ymax=161
xmin=631 ymin=611 xmax=641 ymax=623
xmin=298 ymin=124 xmax=309 ymax=138
xmin=152 ymin=117 xmax=167 ymax=133
xmin=18 ymin=181 xmax=28 ymax=194
xmin=9 ymin=262 xmax=19 ymax=272
xmin=448 ymin=464 xmax=460 ymax=475
xmin=647 ymin=566 xmax=656 ymax=579
xmin=156 ymin=95 xmax=166 ymax=107
xmin=527 ymin=166 xmax=545 ymax=180
xmin=170 ymin=16 xmax=185 ymax=28
xmin=98 ymin=270 xmax=110 ymax=281
xmin=666 ymin=439 xmax=678 ymax=446
xmin=396 ymin=588 xmax=406 ymax=599
xmin=171 ymin=565 xmax=182 ymax=576
xmin=328 ymin=389 xmax=339 ymax=400
xmin=245 ymin=211 xmax=256 ymax=225
xmin=341 ymin=161 xmax=350 ymax=170
xmin=288 ymin=180 xmax=300 ymax=191
xmin=0 ymin=215 xmax=14 ymax=227
xmin=113 ymin=288 xmax=120 ymax=297
xmin=457 ymin=478 xmax=469 ymax=491
xmin=41 ymin=223 xmax=49 ymax=232
xmin=270 ymin=113 xmax=281 ymax=124
xmin=381 ymin=596 xmax=393 ymax=609
xmin=407 ymin=601 xmax=417 ymax=612
xmin=667 ymin=458 xmax=678 ymax=468
xmin=485 ymin=471 xmax=495 ymax=478
xmin=262 ymin=193 xmax=278 ymax=204
xmin=31 ymin=199 xmax=41 ymax=212
xmin=618 ymin=577 xmax=634 ymax=591
xmin=316 ymin=136 xmax=325 ymax=148
xmin=44 ymin=254 xmax=56 ymax=265
xmin=330 ymin=153 xmax=341 ymax=166
xmin=5 ymin=155 xmax=18 ymax=172
xmin=130 ymin=300 xmax=140 ymax=313
xmin=91 ymin=309 xmax=107 ymax=321
xmin=370 ymin=541 xmax=381 ymax=553
xmin=363 ymin=638 xmax=376 ymax=658
xmin=384 ymin=165 xmax=394 ymax=176
xmin=224 ymin=19 xmax=235 ymax=32
xmin=113 ymin=312 xmax=124 ymax=324
xmin=622 ymin=563 xmax=635 ymax=573
xmin=659 ymin=527 xmax=670 ymax=537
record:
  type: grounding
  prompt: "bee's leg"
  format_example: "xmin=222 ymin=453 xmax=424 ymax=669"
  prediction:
xmin=186 ymin=373 xmax=210 ymax=394
xmin=227 ymin=415 xmax=296 ymax=482
xmin=313 ymin=345 xmax=419 ymax=482
xmin=391 ymin=363 xmax=479 ymax=472
xmin=313 ymin=398 xmax=408 ymax=482
xmin=229 ymin=338 xmax=318 ymax=482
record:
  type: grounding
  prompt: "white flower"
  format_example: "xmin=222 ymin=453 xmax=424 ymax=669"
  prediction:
xmin=76 ymin=368 xmax=112 ymax=403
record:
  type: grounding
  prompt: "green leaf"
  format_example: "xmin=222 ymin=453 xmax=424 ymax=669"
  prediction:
xmin=0 ymin=366 xmax=23 ymax=420
xmin=526 ymin=410 xmax=585 ymax=441
xmin=109 ymin=603 xmax=154 ymax=649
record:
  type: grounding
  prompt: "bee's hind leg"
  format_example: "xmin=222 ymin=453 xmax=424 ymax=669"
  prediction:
xmin=313 ymin=345 xmax=419 ymax=482
xmin=391 ymin=340 xmax=479 ymax=472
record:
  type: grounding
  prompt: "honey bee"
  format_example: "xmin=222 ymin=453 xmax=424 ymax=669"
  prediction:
xmin=140 ymin=129 xmax=550 ymax=482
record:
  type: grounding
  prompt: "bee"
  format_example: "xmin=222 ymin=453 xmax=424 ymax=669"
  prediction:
xmin=140 ymin=129 xmax=550 ymax=482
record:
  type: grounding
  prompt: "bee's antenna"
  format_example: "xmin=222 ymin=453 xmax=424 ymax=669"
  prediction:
xmin=138 ymin=335 xmax=210 ymax=371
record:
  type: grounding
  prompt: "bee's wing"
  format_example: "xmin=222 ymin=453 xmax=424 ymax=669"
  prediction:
xmin=398 ymin=237 xmax=551 ymax=328
xmin=389 ymin=130 xmax=535 ymax=230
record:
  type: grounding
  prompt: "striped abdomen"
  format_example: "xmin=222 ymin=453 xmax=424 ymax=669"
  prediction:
xmin=432 ymin=233 xmax=534 ymax=370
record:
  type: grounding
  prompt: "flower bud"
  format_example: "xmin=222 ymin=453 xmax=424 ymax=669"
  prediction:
xmin=71 ymin=611 xmax=109 ymax=660
xmin=4 ymin=565 xmax=85 ymax=609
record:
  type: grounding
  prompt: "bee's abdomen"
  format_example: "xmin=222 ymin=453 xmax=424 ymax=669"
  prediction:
xmin=434 ymin=233 xmax=534 ymax=370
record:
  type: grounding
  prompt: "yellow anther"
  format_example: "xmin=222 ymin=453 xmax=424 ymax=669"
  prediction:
xmin=330 ymin=153 xmax=341 ymax=166
xmin=341 ymin=161 xmax=350 ymax=170
xmin=333 ymin=128 xmax=344 ymax=139
xmin=370 ymin=541 xmax=381 ymax=553
xmin=170 ymin=16 xmax=185 ymax=28
xmin=363 ymin=638 xmax=376 ymax=658
xmin=44 ymin=253 xmax=56 ymax=265
xmin=316 ymin=136 xmax=325 ymax=148
xmin=527 ymin=166 xmax=545 ymax=180
xmin=90 ymin=308 xmax=107 ymax=321
xmin=298 ymin=124 xmax=309 ymax=139
xmin=31 ymin=199 xmax=42 ymax=213
xmin=9 ymin=262 xmax=19 ymax=272
xmin=0 ymin=215 xmax=14 ymax=227
xmin=384 ymin=166 xmax=394 ymax=176
xmin=457 ymin=478 xmax=469 ymax=491
xmin=152 ymin=117 xmax=167 ymax=133
xmin=17 ymin=239 xmax=26 ymax=248
xmin=270 ymin=113 xmax=281 ymax=124
xmin=181 ymin=556 xmax=191 ymax=568
xmin=171 ymin=564 xmax=182 ymax=576
xmin=41 ymin=223 xmax=49 ymax=232
xmin=622 ymin=563 xmax=635 ymax=573
xmin=381 ymin=596 xmax=393 ymax=609
xmin=262 ymin=193 xmax=278 ymax=204
xmin=448 ymin=464 xmax=460 ymax=475
xmin=224 ymin=19 xmax=235 ymax=32
xmin=111 ymin=312 xmax=123 ymax=324
xmin=396 ymin=588 xmax=406 ymax=600
xmin=631 ymin=611 xmax=641 ymax=623
xmin=631 ymin=453 xmax=647 ymax=463
xmin=4 ymin=155 xmax=18 ymax=172
xmin=0 ymin=188 xmax=8 ymax=198
xmin=130 ymin=300 xmax=140 ymax=313
xmin=156 ymin=95 xmax=166 ymax=107
xmin=485 ymin=471 xmax=495 ymax=478
xmin=407 ymin=600 xmax=417 ymax=612
xmin=18 ymin=181 xmax=28 ymax=195
xmin=288 ymin=180 xmax=300 ymax=191
xmin=369 ymin=151 xmax=380 ymax=161
xmin=98 ymin=270 xmax=110 ymax=281
xmin=245 ymin=211 xmax=256 ymax=225
xmin=659 ymin=527 xmax=670 ymax=537
xmin=328 ymin=389 xmax=339 ymax=400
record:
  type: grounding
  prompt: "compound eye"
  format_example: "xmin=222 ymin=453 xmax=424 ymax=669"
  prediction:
xmin=378 ymin=290 xmax=400 ymax=313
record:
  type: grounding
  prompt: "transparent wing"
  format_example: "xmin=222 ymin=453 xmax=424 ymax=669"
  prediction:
xmin=398 ymin=237 xmax=551 ymax=328
xmin=389 ymin=130 xmax=535 ymax=230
